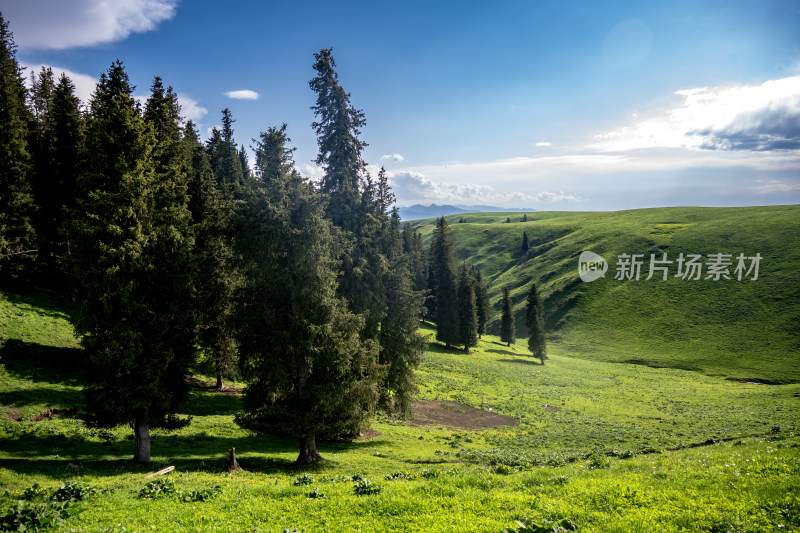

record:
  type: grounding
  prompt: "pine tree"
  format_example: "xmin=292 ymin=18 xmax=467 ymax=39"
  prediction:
xmin=521 ymin=231 xmax=529 ymax=254
xmin=207 ymin=108 xmax=244 ymax=196
xmin=29 ymin=68 xmax=84 ymax=284
xmin=309 ymin=49 xmax=386 ymax=338
xmin=500 ymin=287 xmax=515 ymax=347
xmin=429 ymin=217 xmax=459 ymax=347
xmin=309 ymin=47 xmax=367 ymax=232
xmin=402 ymin=224 xmax=428 ymax=296
xmin=505 ymin=217 xmax=511 ymax=223
xmin=457 ymin=263 xmax=478 ymax=352
xmin=184 ymin=120 xmax=240 ymax=389
xmin=379 ymin=209 xmax=426 ymax=415
xmin=46 ymin=74 xmax=83 ymax=281
xmin=236 ymin=125 xmax=381 ymax=463
xmin=522 ymin=213 xmax=528 ymax=222
xmin=72 ymin=62 xmax=194 ymax=463
xmin=474 ymin=269 xmax=490 ymax=338
xmin=526 ymin=282 xmax=548 ymax=364
xmin=0 ymin=13 xmax=36 ymax=279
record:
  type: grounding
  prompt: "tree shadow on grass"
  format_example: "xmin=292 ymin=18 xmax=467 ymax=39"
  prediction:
xmin=2 ymin=289 xmax=76 ymax=323
xmin=0 ymin=339 xmax=85 ymax=386
xmin=497 ymin=358 xmax=542 ymax=366
xmin=0 ymin=429 xmax=386 ymax=479
xmin=183 ymin=389 xmax=243 ymax=417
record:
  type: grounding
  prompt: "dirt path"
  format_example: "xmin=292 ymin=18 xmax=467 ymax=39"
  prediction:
xmin=409 ymin=400 xmax=518 ymax=430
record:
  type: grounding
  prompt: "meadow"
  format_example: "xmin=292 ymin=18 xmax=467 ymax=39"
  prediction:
xmin=1 ymin=285 xmax=798 ymax=532
xmin=410 ymin=205 xmax=800 ymax=384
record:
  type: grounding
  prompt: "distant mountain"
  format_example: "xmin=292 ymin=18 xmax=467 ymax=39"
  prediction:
xmin=398 ymin=204 xmax=535 ymax=221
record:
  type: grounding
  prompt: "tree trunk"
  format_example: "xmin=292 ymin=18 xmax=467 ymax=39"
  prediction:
xmin=295 ymin=433 xmax=324 ymax=464
xmin=215 ymin=361 xmax=223 ymax=390
xmin=223 ymin=447 xmax=242 ymax=472
xmin=134 ymin=420 xmax=150 ymax=463
xmin=464 ymin=345 xmax=469 ymax=353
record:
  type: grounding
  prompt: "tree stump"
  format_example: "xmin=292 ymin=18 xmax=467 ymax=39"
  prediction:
xmin=223 ymin=447 xmax=242 ymax=473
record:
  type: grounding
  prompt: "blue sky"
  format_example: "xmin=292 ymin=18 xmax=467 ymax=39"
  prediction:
xmin=4 ymin=0 xmax=800 ymax=210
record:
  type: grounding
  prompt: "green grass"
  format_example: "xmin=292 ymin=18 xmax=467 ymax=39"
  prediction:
xmin=410 ymin=205 xmax=800 ymax=384
xmin=1 ymin=288 xmax=799 ymax=532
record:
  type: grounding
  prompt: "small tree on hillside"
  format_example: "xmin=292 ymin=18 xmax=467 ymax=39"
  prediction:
xmin=525 ymin=282 xmax=547 ymax=364
xmin=457 ymin=263 xmax=478 ymax=352
xmin=522 ymin=213 xmax=528 ymax=222
xmin=474 ymin=269 xmax=490 ymax=338
xmin=500 ymin=287 xmax=515 ymax=347
xmin=505 ymin=217 xmax=511 ymax=223
xmin=428 ymin=216 xmax=459 ymax=348
xmin=521 ymin=231 xmax=529 ymax=254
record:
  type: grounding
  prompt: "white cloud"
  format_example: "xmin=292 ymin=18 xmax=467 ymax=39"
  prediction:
xmin=5 ymin=0 xmax=179 ymax=50
xmin=751 ymin=180 xmax=800 ymax=194
xmin=387 ymin=170 xmax=581 ymax=207
xmin=380 ymin=153 xmax=405 ymax=162
xmin=22 ymin=63 xmax=97 ymax=105
xmin=300 ymin=164 xmax=325 ymax=181
xmin=177 ymin=94 xmax=208 ymax=122
xmin=591 ymin=76 xmax=800 ymax=153
xmin=535 ymin=142 xmax=552 ymax=147
xmin=225 ymin=90 xmax=260 ymax=100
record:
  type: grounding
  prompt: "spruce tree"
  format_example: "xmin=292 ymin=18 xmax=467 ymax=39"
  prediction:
xmin=429 ymin=217 xmax=459 ymax=347
xmin=500 ymin=287 xmax=515 ymax=347
xmin=309 ymin=48 xmax=386 ymax=338
xmin=207 ymin=108 xmax=244 ymax=196
xmin=236 ymin=124 xmax=381 ymax=464
xmin=521 ymin=231 xmax=529 ymax=254
xmin=379 ymin=209 xmax=426 ymax=415
xmin=474 ymin=269 xmax=490 ymax=338
xmin=309 ymin=48 xmax=367 ymax=232
xmin=526 ymin=282 xmax=548 ymax=364
xmin=457 ymin=263 xmax=478 ymax=352
xmin=402 ymin=224 xmax=428 ymax=296
xmin=46 ymin=74 xmax=83 ymax=281
xmin=184 ymin=120 xmax=240 ymax=389
xmin=522 ymin=213 xmax=528 ymax=222
xmin=29 ymin=68 xmax=84 ymax=284
xmin=72 ymin=62 xmax=194 ymax=463
xmin=0 ymin=13 xmax=36 ymax=279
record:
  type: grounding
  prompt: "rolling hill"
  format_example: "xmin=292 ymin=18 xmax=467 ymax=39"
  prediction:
xmin=409 ymin=205 xmax=800 ymax=384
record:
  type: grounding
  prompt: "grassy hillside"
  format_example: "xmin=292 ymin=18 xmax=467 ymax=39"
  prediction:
xmin=410 ymin=205 xmax=800 ymax=384
xmin=1 ymin=289 xmax=798 ymax=532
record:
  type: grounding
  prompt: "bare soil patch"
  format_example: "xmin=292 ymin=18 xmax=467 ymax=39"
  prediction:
xmin=409 ymin=400 xmax=518 ymax=430
xmin=185 ymin=376 xmax=242 ymax=395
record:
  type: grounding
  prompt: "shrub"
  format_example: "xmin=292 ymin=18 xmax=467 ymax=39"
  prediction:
xmin=306 ymin=487 xmax=324 ymax=499
xmin=353 ymin=479 xmax=382 ymax=495
xmin=293 ymin=473 xmax=315 ymax=486
xmin=503 ymin=518 xmax=577 ymax=533
xmin=385 ymin=471 xmax=416 ymax=481
xmin=51 ymin=481 xmax=97 ymax=502
xmin=421 ymin=469 xmax=442 ymax=479
xmin=179 ymin=486 xmax=221 ymax=502
xmin=138 ymin=478 xmax=177 ymax=499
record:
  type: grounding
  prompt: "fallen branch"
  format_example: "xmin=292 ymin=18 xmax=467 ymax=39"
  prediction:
xmin=145 ymin=465 xmax=175 ymax=478
xmin=1 ymin=249 xmax=38 ymax=258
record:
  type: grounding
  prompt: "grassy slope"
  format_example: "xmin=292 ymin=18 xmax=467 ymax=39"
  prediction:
xmin=1 ymin=290 xmax=799 ymax=532
xmin=411 ymin=205 xmax=800 ymax=383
